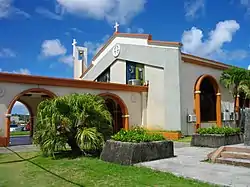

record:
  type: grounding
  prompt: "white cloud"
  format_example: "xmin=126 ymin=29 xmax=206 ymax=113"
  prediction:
xmin=0 ymin=48 xmax=16 ymax=57
xmin=0 ymin=0 xmax=30 ymax=19
xmin=12 ymin=101 xmax=29 ymax=115
xmin=84 ymin=34 xmax=110 ymax=55
xmin=35 ymin=7 xmax=63 ymax=20
xmin=181 ymin=20 xmax=248 ymax=61
xmin=64 ymin=32 xmax=70 ymax=36
xmin=184 ymin=0 xmax=205 ymax=20
xmin=41 ymin=39 xmax=67 ymax=57
xmin=240 ymin=0 xmax=250 ymax=15
xmin=0 ymin=68 xmax=31 ymax=75
xmin=14 ymin=101 xmax=23 ymax=106
xmin=40 ymin=39 xmax=73 ymax=67
xmin=59 ymin=55 xmax=73 ymax=66
xmin=56 ymin=0 xmax=146 ymax=25
xmin=126 ymin=27 xmax=144 ymax=33
xmin=64 ymin=28 xmax=83 ymax=36
xmin=70 ymin=27 xmax=83 ymax=33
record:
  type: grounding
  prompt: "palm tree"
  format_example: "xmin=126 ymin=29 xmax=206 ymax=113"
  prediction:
xmin=33 ymin=93 xmax=113 ymax=157
xmin=220 ymin=67 xmax=249 ymax=111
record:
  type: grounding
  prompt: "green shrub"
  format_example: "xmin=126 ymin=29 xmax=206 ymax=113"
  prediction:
xmin=197 ymin=126 xmax=241 ymax=136
xmin=33 ymin=93 xmax=113 ymax=157
xmin=111 ymin=127 xmax=165 ymax=143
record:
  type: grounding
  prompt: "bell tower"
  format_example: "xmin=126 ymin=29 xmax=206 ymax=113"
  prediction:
xmin=72 ymin=39 xmax=88 ymax=79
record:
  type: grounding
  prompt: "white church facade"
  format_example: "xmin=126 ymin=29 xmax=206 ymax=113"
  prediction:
xmin=74 ymin=31 xmax=236 ymax=136
xmin=0 ymin=27 xmax=239 ymax=146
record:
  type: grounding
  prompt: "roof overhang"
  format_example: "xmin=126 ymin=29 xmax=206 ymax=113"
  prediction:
xmin=0 ymin=73 xmax=148 ymax=93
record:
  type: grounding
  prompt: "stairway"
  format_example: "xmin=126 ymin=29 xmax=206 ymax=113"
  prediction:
xmin=208 ymin=145 xmax=250 ymax=168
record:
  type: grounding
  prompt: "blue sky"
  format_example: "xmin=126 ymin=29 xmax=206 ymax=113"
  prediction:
xmin=1 ymin=0 xmax=250 ymax=114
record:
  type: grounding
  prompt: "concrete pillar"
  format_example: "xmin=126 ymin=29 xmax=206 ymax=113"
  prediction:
xmin=216 ymin=93 xmax=222 ymax=127
xmin=194 ymin=91 xmax=201 ymax=131
xmin=244 ymin=108 xmax=250 ymax=146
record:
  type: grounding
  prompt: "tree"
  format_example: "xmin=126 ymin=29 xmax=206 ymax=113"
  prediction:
xmin=220 ymin=67 xmax=249 ymax=111
xmin=33 ymin=93 xmax=113 ymax=157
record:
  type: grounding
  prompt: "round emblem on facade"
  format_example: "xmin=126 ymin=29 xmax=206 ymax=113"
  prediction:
xmin=112 ymin=44 xmax=121 ymax=57
xmin=0 ymin=87 xmax=5 ymax=98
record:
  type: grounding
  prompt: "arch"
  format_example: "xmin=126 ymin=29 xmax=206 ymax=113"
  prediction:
xmin=98 ymin=92 xmax=129 ymax=131
xmin=194 ymin=74 xmax=222 ymax=131
xmin=195 ymin=74 xmax=220 ymax=93
xmin=7 ymin=88 xmax=57 ymax=114
xmin=5 ymin=88 xmax=56 ymax=145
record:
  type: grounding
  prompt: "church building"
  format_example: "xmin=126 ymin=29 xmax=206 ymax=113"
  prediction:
xmin=73 ymin=25 xmax=235 ymax=136
xmin=0 ymin=24 xmax=239 ymax=147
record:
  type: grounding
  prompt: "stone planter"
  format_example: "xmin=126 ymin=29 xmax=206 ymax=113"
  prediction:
xmin=191 ymin=134 xmax=243 ymax=148
xmin=100 ymin=140 xmax=174 ymax=165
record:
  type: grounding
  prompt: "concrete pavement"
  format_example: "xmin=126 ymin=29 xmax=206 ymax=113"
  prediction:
xmin=137 ymin=142 xmax=250 ymax=187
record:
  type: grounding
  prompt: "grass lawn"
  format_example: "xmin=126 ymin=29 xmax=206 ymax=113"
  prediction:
xmin=10 ymin=131 xmax=30 ymax=137
xmin=0 ymin=151 xmax=215 ymax=187
xmin=175 ymin=136 xmax=192 ymax=143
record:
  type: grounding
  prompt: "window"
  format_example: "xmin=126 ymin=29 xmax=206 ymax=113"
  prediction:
xmin=126 ymin=61 xmax=145 ymax=85
xmin=126 ymin=61 xmax=136 ymax=83
xmin=78 ymin=50 xmax=84 ymax=60
xmin=96 ymin=68 xmax=110 ymax=82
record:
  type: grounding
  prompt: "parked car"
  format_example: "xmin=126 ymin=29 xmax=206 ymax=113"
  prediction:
xmin=10 ymin=124 xmax=23 ymax=132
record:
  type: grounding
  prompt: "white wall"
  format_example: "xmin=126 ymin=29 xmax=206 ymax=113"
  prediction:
xmin=83 ymin=37 xmax=173 ymax=81
xmin=163 ymin=49 xmax=183 ymax=131
xmin=82 ymin=36 xmax=183 ymax=132
xmin=144 ymin=66 xmax=165 ymax=129
xmin=110 ymin=60 xmax=126 ymax=84
xmin=0 ymin=82 xmax=143 ymax=134
xmin=179 ymin=61 xmax=234 ymax=135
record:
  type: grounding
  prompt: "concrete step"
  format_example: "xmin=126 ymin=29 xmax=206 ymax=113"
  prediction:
xmin=216 ymin=157 xmax=250 ymax=168
xmin=225 ymin=146 xmax=250 ymax=154
xmin=221 ymin=151 xmax=250 ymax=160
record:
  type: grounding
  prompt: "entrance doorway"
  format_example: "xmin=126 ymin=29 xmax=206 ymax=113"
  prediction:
xmin=105 ymin=98 xmax=123 ymax=134
xmin=6 ymin=88 xmax=56 ymax=146
xmin=194 ymin=74 xmax=221 ymax=130
xmin=200 ymin=77 xmax=216 ymax=122
xmin=99 ymin=93 xmax=129 ymax=133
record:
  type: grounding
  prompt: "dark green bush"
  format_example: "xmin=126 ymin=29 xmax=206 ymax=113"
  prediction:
xmin=111 ymin=127 xmax=165 ymax=143
xmin=197 ymin=126 xmax=241 ymax=136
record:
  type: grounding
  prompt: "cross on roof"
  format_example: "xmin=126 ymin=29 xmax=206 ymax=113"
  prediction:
xmin=114 ymin=22 xmax=119 ymax=33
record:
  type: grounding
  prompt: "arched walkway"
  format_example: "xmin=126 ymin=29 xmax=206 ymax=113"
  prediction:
xmin=98 ymin=93 xmax=129 ymax=132
xmin=6 ymin=88 xmax=56 ymax=146
xmin=14 ymin=100 xmax=34 ymax=137
xmin=194 ymin=74 xmax=222 ymax=131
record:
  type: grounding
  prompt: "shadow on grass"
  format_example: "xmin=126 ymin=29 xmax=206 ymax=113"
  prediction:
xmin=52 ymin=149 xmax=101 ymax=160
xmin=0 ymin=155 xmax=39 ymax=165
xmin=4 ymin=147 xmax=85 ymax=187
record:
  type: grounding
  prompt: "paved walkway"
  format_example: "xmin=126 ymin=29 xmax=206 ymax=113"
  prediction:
xmin=137 ymin=143 xmax=250 ymax=187
xmin=0 ymin=144 xmax=39 ymax=154
xmin=10 ymin=136 xmax=32 ymax=146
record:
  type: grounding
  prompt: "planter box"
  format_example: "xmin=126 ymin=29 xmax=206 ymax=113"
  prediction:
xmin=161 ymin=132 xmax=182 ymax=140
xmin=148 ymin=131 xmax=182 ymax=140
xmin=100 ymin=140 xmax=174 ymax=165
xmin=191 ymin=134 xmax=243 ymax=148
